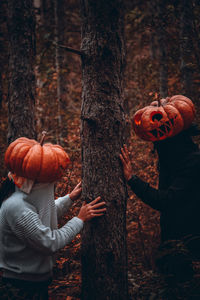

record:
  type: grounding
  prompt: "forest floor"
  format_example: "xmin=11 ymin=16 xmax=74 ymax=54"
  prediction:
xmin=49 ymin=260 xmax=200 ymax=300
xmin=48 ymin=218 xmax=200 ymax=300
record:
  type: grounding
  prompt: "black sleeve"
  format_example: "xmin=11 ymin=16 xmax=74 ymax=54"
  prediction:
xmin=128 ymin=175 xmax=166 ymax=211
xmin=127 ymin=157 xmax=199 ymax=212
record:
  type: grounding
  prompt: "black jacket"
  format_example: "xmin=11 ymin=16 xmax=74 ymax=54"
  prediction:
xmin=128 ymin=133 xmax=200 ymax=244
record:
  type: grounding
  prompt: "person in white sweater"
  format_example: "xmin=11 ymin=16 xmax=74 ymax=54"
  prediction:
xmin=0 ymin=175 xmax=106 ymax=299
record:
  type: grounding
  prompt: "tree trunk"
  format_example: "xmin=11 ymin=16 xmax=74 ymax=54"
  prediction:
xmin=54 ymin=0 xmax=62 ymax=144
xmin=0 ymin=0 xmax=4 ymax=109
xmin=7 ymin=0 xmax=36 ymax=143
xmin=149 ymin=0 xmax=168 ymax=97
xmin=80 ymin=1 xmax=128 ymax=299
xmin=54 ymin=0 xmax=68 ymax=145
xmin=0 ymin=72 xmax=2 ymax=109
xmin=179 ymin=0 xmax=194 ymax=99
xmin=157 ymin=0 xmax=168 ymax=98
xmin=40 ymin=0 xmax=54 ymax=34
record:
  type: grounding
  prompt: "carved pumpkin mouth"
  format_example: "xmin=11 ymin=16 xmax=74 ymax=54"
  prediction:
xmin=133 ymin=95 xmax=195 ymax=141
xmin=149 ymin=119 xmax=174 ymax=139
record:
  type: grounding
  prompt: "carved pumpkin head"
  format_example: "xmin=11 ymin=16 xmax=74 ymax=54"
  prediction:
xmin=4 ymin=134 xmax=70 ymax=183
xmin=133 ymin=95 xmax=195 ymax=141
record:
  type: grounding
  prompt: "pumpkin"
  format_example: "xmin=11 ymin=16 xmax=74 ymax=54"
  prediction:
xmin=4 ymin=133 xmax=70 ymax=182
xmin=133 ymin=95 xmax=195 ymax=141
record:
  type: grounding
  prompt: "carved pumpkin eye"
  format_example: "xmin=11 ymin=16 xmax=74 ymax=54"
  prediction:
xmin=151 ymin=112 xmax=163 ymax=123
xmin=134 ymin=114 xmax=141 ymax=125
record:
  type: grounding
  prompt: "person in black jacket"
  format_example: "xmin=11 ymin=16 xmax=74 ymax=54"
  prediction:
xmin=120 ymin=125 xmax=200 ymax=283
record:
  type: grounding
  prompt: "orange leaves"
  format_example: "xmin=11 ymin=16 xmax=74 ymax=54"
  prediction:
xmin=52 ymin=72 xmax=57 ymax=80
xmin=56 ymin=257 xmax=70 ymax=270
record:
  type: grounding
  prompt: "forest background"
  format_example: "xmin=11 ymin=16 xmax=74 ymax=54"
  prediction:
xmin=0 ymin=0 xmax=200 ymax=299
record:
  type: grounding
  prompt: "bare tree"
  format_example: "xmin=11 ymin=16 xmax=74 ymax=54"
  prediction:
xmin=54 ymin=0 xmax=68 ymax=144
xmin=179 ymin=0 xmax=194 ymax=99
xmin=149 ymin=0 xmax=168 ymax=97
xmin=7 ymin=0 xmax=36 ymax=143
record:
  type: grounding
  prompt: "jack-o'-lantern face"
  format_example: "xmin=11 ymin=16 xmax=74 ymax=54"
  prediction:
xmin=133 ymin=95 xmax=195 ymax=141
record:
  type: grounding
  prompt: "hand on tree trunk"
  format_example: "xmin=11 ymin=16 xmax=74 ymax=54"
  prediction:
xmin=77 ymin=197 xmax=106 ymax=222
xmin=120 ymin=144 xmax=133 ymax=181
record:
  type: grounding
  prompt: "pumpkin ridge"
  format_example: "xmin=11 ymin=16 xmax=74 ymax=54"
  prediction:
xmin=171 ymin=101 xmax=194 ymax=130
xmin=21 ymin=147 xmax=31 ymax=178
xmin=49 ymin=145 xmax=59 ymax=182
xmin=51 ymin=146 xmax=62 ymax=181
xmin=53 ymin=145 xmax=70 ymax=167
xmin=52 ymin=145 xmax=70 ymax=178
xmin=163 ymin=104 xmax=184 ymax=137
xmin=22 ymin=144 xmax=42 ymax=180
xmin=12 ymin=144 xmax=32 ymax=176
xmin=37 ymin=145 xmax=57 ymax=182
xmin=5 ymin=140 xmax=34 ymax=172
xmin=36 ymin=144 xmax=44 ymax=181
xmin=5 ymin=140 xmax=29 ymax=170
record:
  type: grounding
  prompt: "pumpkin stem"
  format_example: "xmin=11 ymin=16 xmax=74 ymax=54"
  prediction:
xmin=40 ymin=131 xmax=47 ymax=146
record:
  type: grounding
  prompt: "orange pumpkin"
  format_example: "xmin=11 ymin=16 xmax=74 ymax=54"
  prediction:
xmin=4 ymin=134 xmax=70 ymax=182
xmin=133 ymin=95 xmax=195 ymax=141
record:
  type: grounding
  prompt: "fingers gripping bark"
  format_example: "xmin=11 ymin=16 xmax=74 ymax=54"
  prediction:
xmin=77 ymin=196 xmax=107 ymax=222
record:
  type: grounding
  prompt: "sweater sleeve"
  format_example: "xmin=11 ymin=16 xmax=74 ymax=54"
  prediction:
xmin=6 ymin=207 xmax=84 ymax=255
xmin=55 ymin=194 xmax=73 ymax=220
xmin=127 ymin=167 xmax=197 ymax=212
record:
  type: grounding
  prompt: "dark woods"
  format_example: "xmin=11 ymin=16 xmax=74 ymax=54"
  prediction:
xmin=0 ymin=0 xmax=200 ymax=299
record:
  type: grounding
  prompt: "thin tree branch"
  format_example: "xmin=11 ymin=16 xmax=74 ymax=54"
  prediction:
xmin=51 ymin=40 xmax=83 ymax=57
xmin=62 ymin=46 xmax=83 ymax=56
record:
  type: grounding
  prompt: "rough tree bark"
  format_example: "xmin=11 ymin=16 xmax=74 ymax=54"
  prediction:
xmin=7 ymin=0 xmax=36 ymax=143
xmin=149 ymin=0 xmax=168 ymax=97
xmin=179 ymin=0 xmax=194 ymax=99
xmin=0 ymin=72 xmax=2 ymax=110
xmin=0 ymin=0 xmax=4 ymax=109
xmin=80 ymin=1 xmax=128 ymax=299
xmin=54 ymin=0 xmax=68 ymax=144
xmin=54 ymin=0 xmax=63 ymax=144
xmin=157 ymin=0 xmax=168 ymax=98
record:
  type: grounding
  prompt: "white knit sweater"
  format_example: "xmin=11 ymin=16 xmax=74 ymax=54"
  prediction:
xmin=0 ymin=182 xmax=83 ymax=282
